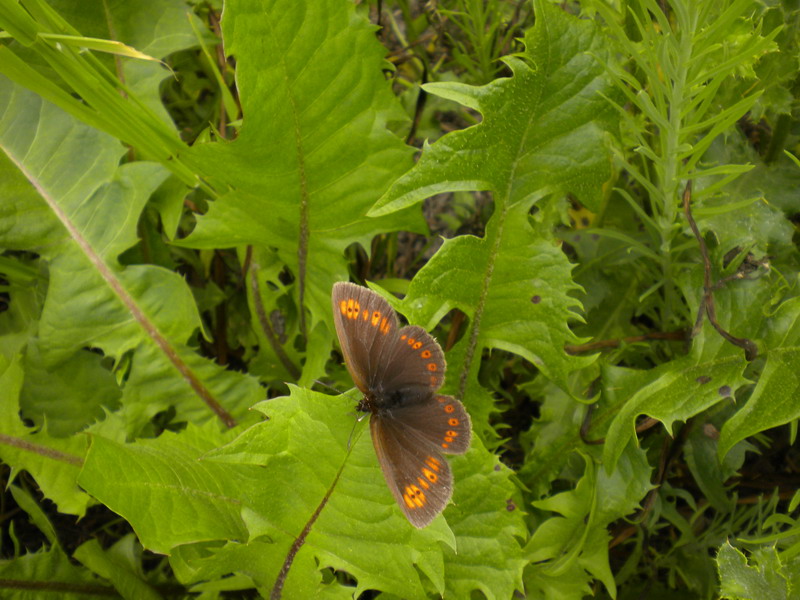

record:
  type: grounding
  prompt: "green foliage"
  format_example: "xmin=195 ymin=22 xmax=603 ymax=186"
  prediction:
xmin=717 ymin=542 xmax=800 ymax=600
xmin=1 ymin=0 xmax=800 ymax=598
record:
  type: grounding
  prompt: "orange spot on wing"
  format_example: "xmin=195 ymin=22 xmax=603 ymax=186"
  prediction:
xmin=427 ymin=363 xmax=438 ymax=372
xmin=371 ymin=311 xmax=381 ymax=326
xmin=426 ymin=457 xmax=441 ymax=471
xmin=422 ymin=468 xmax=438 ymax=483
xmin=345 ymin=298 xmax=360 ymax=319
xmin=448 ymin=418 xmax=459 ymax=426
xmin=444 ymin=404 xmax=455 ymax=413
xmin=403 ymin=485 xmax=426 ymax=508
xmin=421 ymin=350 xmax=432 ymax=358
xmin=339 ymin=300 xmax=347 ymax=315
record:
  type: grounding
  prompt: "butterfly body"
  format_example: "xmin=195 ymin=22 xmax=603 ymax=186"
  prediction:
xmin=332 ymin=282 xmax=471 ymax=528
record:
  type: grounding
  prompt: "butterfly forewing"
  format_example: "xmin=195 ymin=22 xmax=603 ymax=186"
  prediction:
xmin=370 ymin=415 xmax=454 ymax=528
xmin=379 ymin=325 xmax=446 ymax=398
xmin=332 ymin=282 xmax=399 ymax=394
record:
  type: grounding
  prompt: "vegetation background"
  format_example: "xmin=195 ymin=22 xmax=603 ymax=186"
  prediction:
xmin=1 ymin=0 xmax=799 ymax=598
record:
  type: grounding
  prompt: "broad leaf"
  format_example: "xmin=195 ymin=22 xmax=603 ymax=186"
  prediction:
xmin=74 ymin=537 xmax=162 ymax=600
xmin=443 ymin=441 xmax=527 ymax=599
xmin=0 ymin=78 xmax=263 ymax=434
xmin=181 ymin=0 xmax=425 ymax=334
xmin=77 ymin=422 xmax=255 ymax=554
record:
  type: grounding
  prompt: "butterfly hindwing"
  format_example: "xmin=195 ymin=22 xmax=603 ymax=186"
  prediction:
xmin=389 ymin=395 xmax=472 ymax=455
xmin=370 ymin=414 xmax=453 ymax=528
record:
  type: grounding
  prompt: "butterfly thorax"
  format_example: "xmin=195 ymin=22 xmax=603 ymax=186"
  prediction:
xmin=360 ymin=383 xmax=431 ymax=416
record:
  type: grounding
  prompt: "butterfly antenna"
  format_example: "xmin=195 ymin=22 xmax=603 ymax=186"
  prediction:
xmin=313 ymin=379 xmax=343 ymax=394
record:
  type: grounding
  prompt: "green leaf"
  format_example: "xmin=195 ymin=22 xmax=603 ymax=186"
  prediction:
xmin=20 ymin=340 xmax=122 ymax=437
xmin=719 ymin=297 xmax=800 ymax=459
xmin=206 ymin=387 xmax=452 ymax=598
xmin=77 ymin=423 xmax=254 ymax=555
xmin=371 ymin=0 xmax=617 ymax=408
xmin=372 ymin=0 xmax=615 ymax=218
xmin=525 ymin=447 xmax=651 ymax=599
xmin=683 ymin=409 xmax=750 ymax=513
xmin=74 ymin=537 xmax=161 ymax=600
xmin=43 ymin=0 xmax=209 ymax=124
xmin=601 ymin=270 xmax=771 ymax=472
xmin=717 ymin=542 xmax=792 ymax=600
xmin=0 ymin=356 xmax=90 ymax=517
xmin=8 ymin=485 xmax=59 ymax=548
xmin=181 ymin=0 xmax=425 ymax=331
xmin=0 ymin=77 xmax=263 ymax=434
xmin=202 ymin=386 xmax=513 ymax=598
xmin=602 ymin=350 xmax=748 ymax=473
xmin=443 ymin=442 xmax=527 ymax=599
xmin=695 ymin=134 xmax=795 ymax=258
xmin=0 ymin=547 xmax=107 ymax=598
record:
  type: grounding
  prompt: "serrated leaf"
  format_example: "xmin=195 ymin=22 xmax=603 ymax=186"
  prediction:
xmin=517 ymin=383 xmax=587 ymax=498
xmin=207 ymin=387 xmax=451 ymax=599
xmin=181 ymin=0 xmax=425 ymax=331
xmin=719 ymin=297 xmax=800 ymax=459
xmin=372 ymin=0 xmax=615 ymax=218
xmin=0 ymin=357 xmax=90 ymax=517
xmin=442 ymin=441 xmax=526 ymax=599
xmin=0 ymin=547 xmax=106 ymax=599
xmin=602 ymin=351 xmax=747 ymax=472
xmin=717 ymin=542 xmax=790 ymax=599
xmin=601 ymin=272 xmax=768 ymax=472
xmin=696 ymin=135 xmax=795 ymax=257
xmin=0 ymin=78 xmax=263 ymax=434
xmin=20 ymin=340 xmax=121 ymax=437
xmin=368 ymin=0 xmax=617 ymax=404
xmin=77 ymin=423 xmax=255 ymax=555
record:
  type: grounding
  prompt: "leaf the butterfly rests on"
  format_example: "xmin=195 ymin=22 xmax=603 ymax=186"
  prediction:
xmin=332 ymin=282 xmax=472 ymax=527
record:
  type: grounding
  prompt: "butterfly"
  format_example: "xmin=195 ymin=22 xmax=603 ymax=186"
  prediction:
xmin=332 ymin=282 xmax=471 ymax=528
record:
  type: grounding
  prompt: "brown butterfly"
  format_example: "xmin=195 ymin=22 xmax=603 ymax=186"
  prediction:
xmin=332 ymin=282 xmax=471 ymax=527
